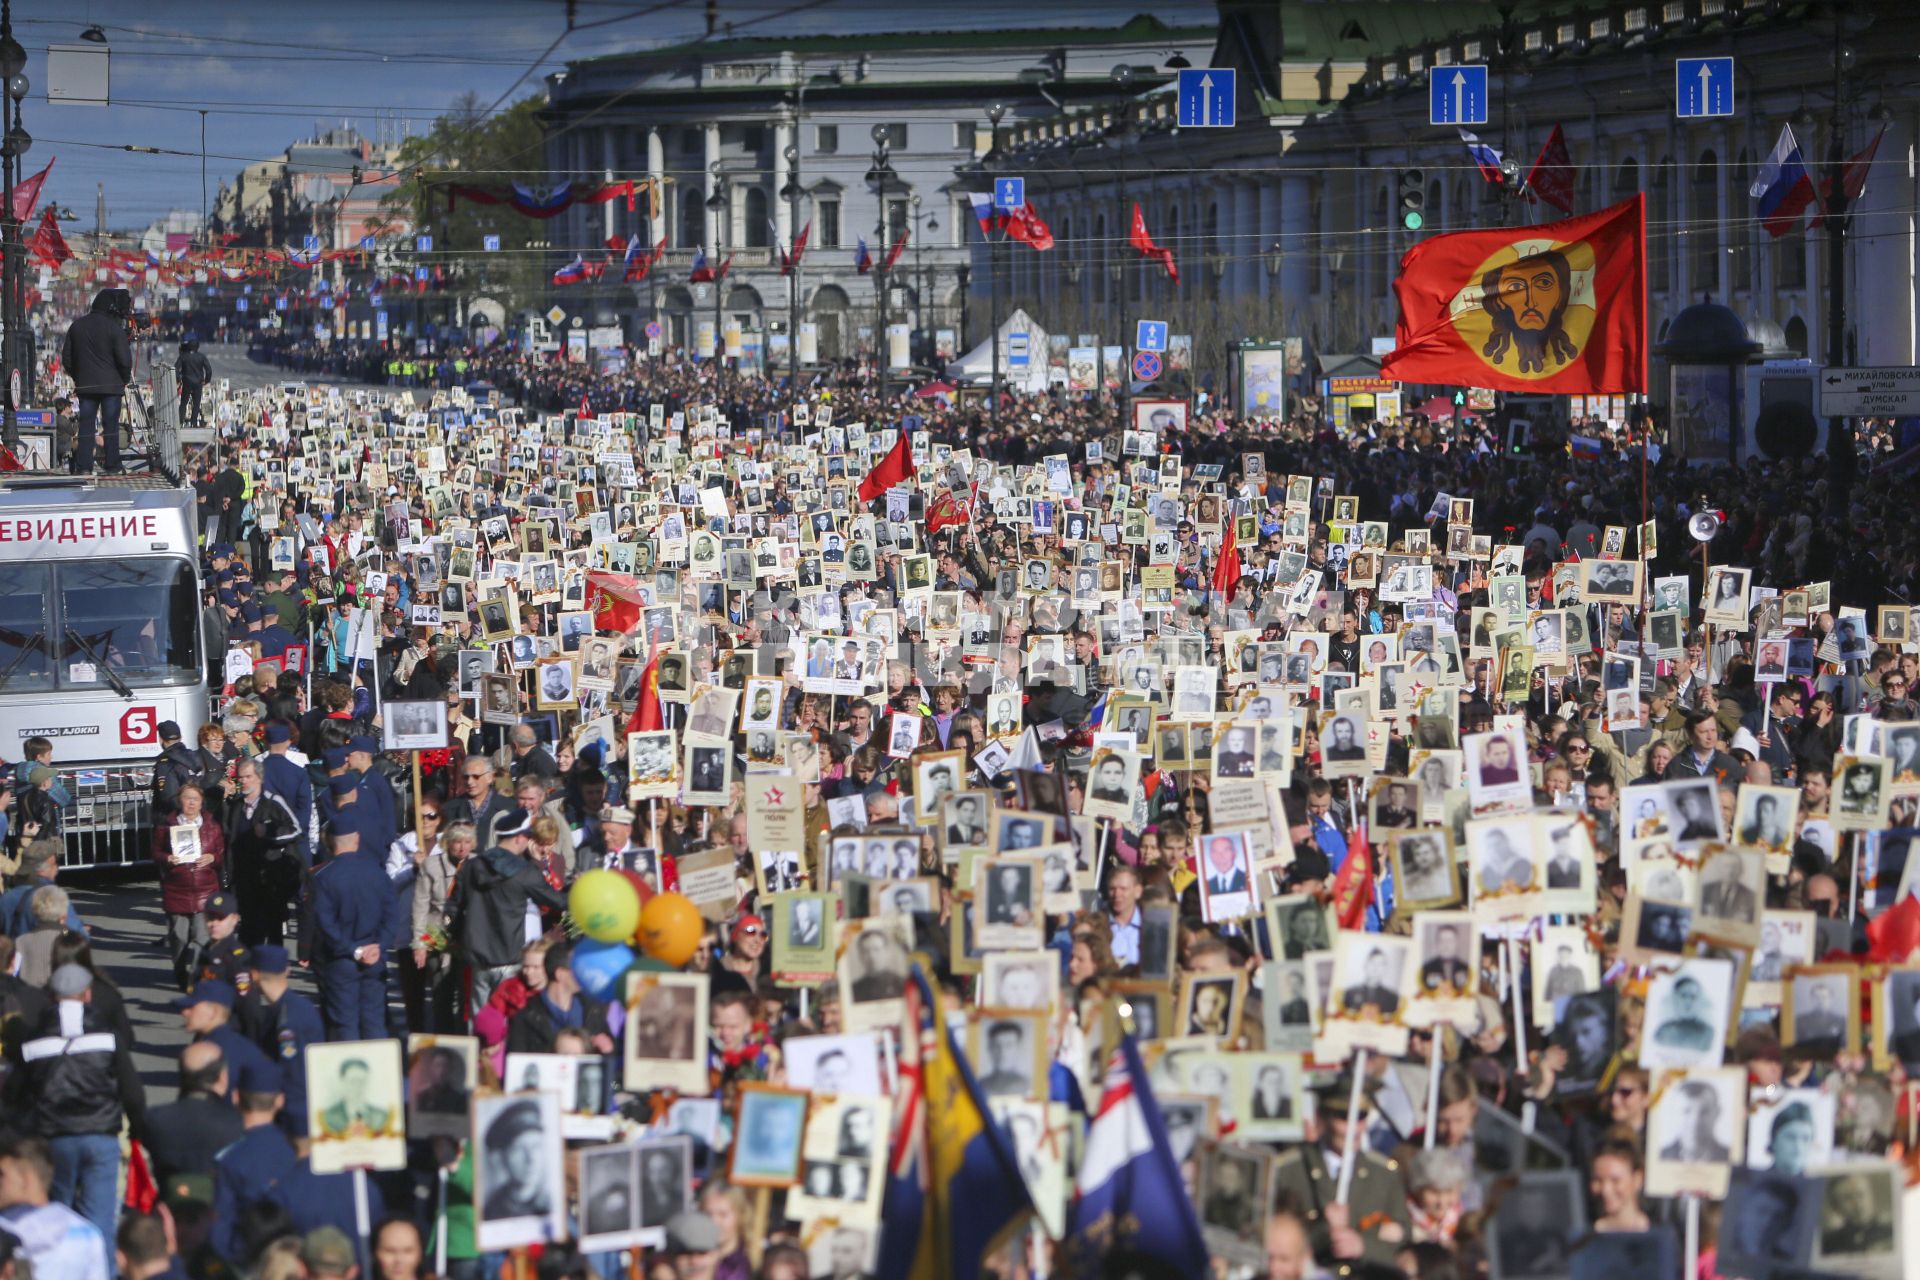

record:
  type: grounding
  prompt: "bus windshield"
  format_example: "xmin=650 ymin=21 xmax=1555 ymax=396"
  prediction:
xmin=0 ymin=558 xmax=200 ymax=693
xmin=59 ymin=560 xmax=201 ymax=688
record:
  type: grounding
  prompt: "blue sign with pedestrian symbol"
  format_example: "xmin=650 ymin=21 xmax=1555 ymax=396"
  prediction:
xmin=994 ymin=178 xmax=1025 ymax=212
xmin=1675 ymin=57 xmax=1733 ymax=118
xmin=483 ymin=234 xmax=500 ymax=252
xmin=1428 ymin=64 xmax=1487 ymax=126
xmin=1176 ymin=68 xmax=1234 ymax=128
xmin=1136 ymin=320 xmax=1168 ymax=353
xmin=1132 ymin=350 xmax=1163 ymax=383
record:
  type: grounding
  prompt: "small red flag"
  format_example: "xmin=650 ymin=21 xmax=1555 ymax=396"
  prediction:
xmin=1329 ymin=828 xmax=1374 ymax=931
xmin=882 ymin=229 xmax=909 ymax=273
xmin=1128 ymin=203 xmax=1180 ymax=282
xmin=856 ymin=427 xmax=916 ymax=503
xmin=1380 ymin=194 xmax=1646 ymax=394
xmin=1809 ymin=124 xmax=1886 ymax=230
xmin=1211 ymin=515 xmax=1240 ymax=595
xmin=11 ymin=158 xmax=51 ymax=224
xmin=124 ymin=1140 xmax=159 ymax=1213
xmin=625 ymin=639 xmax=663 ymax=736
xmin=29 ymin=209 xmax=72 ymax=267
xmin=1869 ymin=893 xmax=1920 ymax=963
xmin=1524 ymin=123 xmax=1577 ymax=214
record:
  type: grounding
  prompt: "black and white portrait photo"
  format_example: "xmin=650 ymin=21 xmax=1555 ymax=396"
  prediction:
xmin=839 ymin=919 xmax=911 ymax=1031
xmin=475 ymin=1092 xmax=566 ymax=1250
xmin=1392 ymin=830 xmax=1457 ymax=909
xmin=1814 ymin=1167 xmax=1898 ymax=1268
xmin=1488 ymin=1172 xmax=1586 ymax=1280
xmin=380 ymin=699 xmax=449 ymax=752
xmin=1640 ymin=958 xmax=1733 ymax=1070
xmin=1717 ymin=1168 xmax=1818 ymax=1274
xmin=1786 ymin=967 xmax=1855 ymax=1057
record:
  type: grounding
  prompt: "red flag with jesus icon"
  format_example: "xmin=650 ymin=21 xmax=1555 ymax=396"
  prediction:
xmin=1381 ymin=194 xmax=1645 ymax=394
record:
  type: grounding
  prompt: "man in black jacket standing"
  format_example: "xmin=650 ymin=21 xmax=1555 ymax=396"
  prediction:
xmin=177 ymin=340 xmax=212 ymax=427
xmin=59 ymin=288 xmax=133 ymax=475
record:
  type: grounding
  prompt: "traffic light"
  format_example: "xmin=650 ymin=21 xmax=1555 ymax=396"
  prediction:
xmin=1398 ymin=169 xmax=1425 ymax=231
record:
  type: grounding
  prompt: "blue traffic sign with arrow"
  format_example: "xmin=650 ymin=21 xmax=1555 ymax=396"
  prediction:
xmin=993 ymin=178 xmax=1025 ymax=212
xmin=1428 ymin=65 xmax=1488 ymax=126
xmin=1176 ymin=68 xmax=1235 ymax=129
xmin=1675 ymin=57 xmax=1733 ymax=118
xmin=1136 ymin=320 xmax=1168 ymax=353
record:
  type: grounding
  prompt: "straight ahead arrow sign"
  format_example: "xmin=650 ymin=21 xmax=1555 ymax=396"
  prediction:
xmin=1453 ymin=71 xmax=1466 ymax=123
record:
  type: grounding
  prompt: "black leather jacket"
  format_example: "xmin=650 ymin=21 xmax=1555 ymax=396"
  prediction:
xmin=2 ymin=1001 xmax=147 ymax=1141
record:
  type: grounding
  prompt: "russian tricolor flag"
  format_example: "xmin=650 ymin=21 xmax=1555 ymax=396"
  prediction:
xmin=552 ymin=255 xmax=590 ymax=285
xmin=1458 ymin=127 xmax=1506 ymax=184
xmin=1751 ymin=124 xmax=1817 ymax=239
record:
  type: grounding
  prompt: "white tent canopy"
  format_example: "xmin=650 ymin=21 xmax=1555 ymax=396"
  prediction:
xmin=944 ymin=307 xmax=1054 ymax=394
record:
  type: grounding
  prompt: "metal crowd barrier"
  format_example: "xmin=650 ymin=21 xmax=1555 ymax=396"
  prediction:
xmin=60 ymin=762 xmax=157 ymax=869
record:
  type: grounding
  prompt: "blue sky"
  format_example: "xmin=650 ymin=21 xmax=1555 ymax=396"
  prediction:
xmin=17 ymin=0 xmax=1170 ymax=230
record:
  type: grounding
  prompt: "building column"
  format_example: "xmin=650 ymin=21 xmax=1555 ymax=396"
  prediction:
xmin=1713 ymin=125 xmax=1730 ymax=303
xmin=704 ymin=124 xmax=722 ymax=251
xmin=1853 ymin=113 xmax=1916 ymax=366
xmin=773 ymin=120 xmax=793 ymax=252
xmin=1231 ymin=178 xmax=1257 ymax=302
xmin=647 ymin=128 xmax=666 ymax=248
xmin=1278 ymin=174 xmax=1311 ymax=333
xmin=1256 ymin=181 xmax=1279 ymax=304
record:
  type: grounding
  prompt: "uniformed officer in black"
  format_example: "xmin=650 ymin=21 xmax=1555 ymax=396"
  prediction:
xmin=174 ymin=979 xmax=281 ymax=1106
xmin=309 ymin=817 xmax=399 ymax=1041
xmin=234 ymin=944 xmax=325 ymax=1138
xmin=183 ymin=892 xmax=252 ymax=996
xmin=210 ymin=1062 xmax=298 ymax=1267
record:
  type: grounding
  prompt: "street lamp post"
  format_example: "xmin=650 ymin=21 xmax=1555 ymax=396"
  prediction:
xmin=866 ymin=123 xmax=894 ymax=403
xmin=0 ymin=5 xmax=29 ymax=449
xmin=985 ymin=102 xmax=1006 ymax=435
xmin=780 ymin=141 xmax=803 ymax=390
xmin=705 ymin=164 xmax=729 ymax=367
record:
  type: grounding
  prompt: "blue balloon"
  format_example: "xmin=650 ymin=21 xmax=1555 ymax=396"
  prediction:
xmin=571 ymin=938 xmax=636 ymax=1003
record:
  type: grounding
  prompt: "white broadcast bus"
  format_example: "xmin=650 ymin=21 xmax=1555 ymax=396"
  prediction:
xmin=0 ymin=473 xmax=208 ymax=864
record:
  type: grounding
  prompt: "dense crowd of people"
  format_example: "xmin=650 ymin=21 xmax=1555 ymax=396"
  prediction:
xmin=1 ymin=320 xmax=1917 ymax=1280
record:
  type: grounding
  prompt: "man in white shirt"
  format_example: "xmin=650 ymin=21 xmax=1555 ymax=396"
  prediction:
xmin=0 ymin=1134 xmax=110 ymax=1280
xmin=1106 ymin=865 xmax=1143 ymax=967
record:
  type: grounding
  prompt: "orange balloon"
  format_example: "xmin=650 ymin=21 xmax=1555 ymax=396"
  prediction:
xmin=638 ymin=892 xmax=703 ymax=967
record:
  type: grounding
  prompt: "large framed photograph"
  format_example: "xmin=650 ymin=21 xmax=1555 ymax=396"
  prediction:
xmin=770 ymin=892 xmax=835 ymax=984
xmin=1784 ymin=964 xmax=1858 ymax=1059
xmin=475 ymin=1091 xmax=567 ymax=1250
xmin=680 ymin=732 xmax=733 ymax=806
xmin=1620 ymin=893 xmax=1694 ymax=965
xmin=622 ymin=972 xmax=709 ymax=1095
xmin=1262 ymin=960 xmax=1315 ymax=1052
xmin=1194 ymin=829 xmax=1258 ymax=923
xmin=968 ymin=1009 xmax=1048 ymax=1100
xmin=381 ymin=699 xmax=449 ymax=752
xmin=1717 ymin=1167 xmax=1819 ymax=1277
xmin=307 ymin=1040 xmax=406 ymax=1173
xmin=1178 ymin=970 xmax=1246 ymax=1041
xmin=1833 ymin=755 xmax=1892 ymax=832
xmin=729 ymin=1084 xmax=811 ymax=1188
xmin=1194 ymin=1141 xmax=1270 ymax=1266
xmin=1406 ymin=910 xmax=1479 ymax=1029
xmin=1327 ymin=932 xmax=1412 ymax=1056
xmin=579 ymin=1135 xmax=692 ymax=1253
xmin=1266 ymin=893 xmax=1333 ymax=961
xmin=1872 ymin=966 xmax=1920 ymax=1072
xmin=1747 ymin=1088 xmax=1834 ymax=1178
xmin=1132 ymin=399 xmax=1188 ymax=434
xmin=1810 ymin=1163 xmax=1900 ymax=1275
xmin=1734 ymin=782 xmax=1799 ymax=856
xmin=786 ymin=1094 xmax=892 ymax=1227
xmin=1466 ymin=814 xmax=1539 ymax=922
xmin=838 ymin=915 xmax=911 ymax=1033
xmin=1487 ymin=1171 xmax=1588 ymax=1280
xmin=1137 ymin=901 xmax=1178 ymax=983
xmin=1231 ymin=1052 xmax=1304 ymax=1142
xmin=1693 ymin=846 xmax=1765 ymax=945
xmin=405 ymin=1034 xmax=477 ymax=1141
xmin=1751 ymin=909 xmax=1816 ymax=1006
xmin=1645 ymin=1066 xmax=1746 ymax=1198
xmin=1640 ymin=957 xmax=1734 ymax=1070
xmin=504 ymin=1052 xmax=612 ymax=1140
xmin=782 ymin=1033 xmax=885 ymax=1095
xmin=1464 ymin=727 xmax=1531 ymax=812
xmin=981 ymin=950 xmax=1058 ymax=1012
xmin=974 ymin=856 xmax=1043 ymax=951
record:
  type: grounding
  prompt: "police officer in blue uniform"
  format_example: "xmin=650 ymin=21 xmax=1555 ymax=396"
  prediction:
xmin=315 ymin=749 xmax=356 ymax=848
xmin=309 ymin=820 xmax=398 ymax=1041
xmin=182 ymin=892 xmax=253 ymax=995
xmin=347 ymin=735 xmax=397 ymax=858
xmin=174 ymin=979 xmax=280 ymax=1105
xmin=233 ymin=944 xmax=324 ymax=1137
xmin=260 ymin=721 xmax=315 ymax=867
xmin=210 ymin=1064 xmax=297 ymax=1267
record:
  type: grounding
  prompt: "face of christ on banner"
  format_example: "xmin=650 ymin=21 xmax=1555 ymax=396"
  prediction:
xmin=1447 ymin=238 xmax=1598 ymax=379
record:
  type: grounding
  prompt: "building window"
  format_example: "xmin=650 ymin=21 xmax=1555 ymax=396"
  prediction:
xmin=1700 ymin=0 xmax=1723 ymax=14
xmin=1624 ymin=7 xmax=1647 ymax=30
xmin=885 ymin=198 xmax=909 ymax=238
xmin=1408 ymin=53 xmax=1425 ymax=73
xmin=953 ymin=121 xmax=971 ymax=149
xmin=681 ymin=128 xmax=703 ymax=155
xmin=1688 ymin=149 xmax=1717 ymax=292
xmin=1434 ymin=48 xmax=1452 ymax=66
xmin=1557 ymin=23 xmax=1576 ymax=43
xmin=1663 ymin=1 xmax=1686 ymax=22
xmin=1591 ymin=16 xmax=1611 ymax=38
xmin=816 ymin=125 xmax=839 ymax=154
xmin=817 ymin=199 xmax=840 ymax=248
xmin=1463 ymin=39 xmax=1481 ymax=60
xmin=1777 ymin=230 xmax=1807 ymax=289
xmin=743 ymin=187 xmax=769 ymax=247
xmin=877 ymin=122 xmax=907 ymax=149
xmin=739 ymin=124 xmax=766 ymax=152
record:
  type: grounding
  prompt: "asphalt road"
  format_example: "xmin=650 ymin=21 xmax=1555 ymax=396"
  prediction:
xmin=66 ymin=872 xmax=325 ymax=1105
xmin=158 ymin=342 xmax=397 ymax=396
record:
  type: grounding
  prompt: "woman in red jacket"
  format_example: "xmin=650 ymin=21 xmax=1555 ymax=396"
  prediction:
xmin=151 ymin=782 xmax=226 ymax=990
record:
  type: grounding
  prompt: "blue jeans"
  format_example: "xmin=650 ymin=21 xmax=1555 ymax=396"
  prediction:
xmin=48 ymin=1131 xmax=120 ymax=1271
xmin=73 ymin=393 xmax=123 ymax=473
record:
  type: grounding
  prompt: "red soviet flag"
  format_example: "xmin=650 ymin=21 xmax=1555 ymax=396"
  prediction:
xmin=856 ymin=426 xmax=916 ymax=503
xmin=1381 ymin=193 xmax=1645 ymax=394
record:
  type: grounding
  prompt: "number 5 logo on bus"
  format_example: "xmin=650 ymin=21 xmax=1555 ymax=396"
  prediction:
xmin=120 ymin=707 xmax=158 ymax=747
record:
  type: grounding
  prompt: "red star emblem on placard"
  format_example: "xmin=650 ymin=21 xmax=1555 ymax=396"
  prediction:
xmin=763 ymin=786 xmax=785 ymax=806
